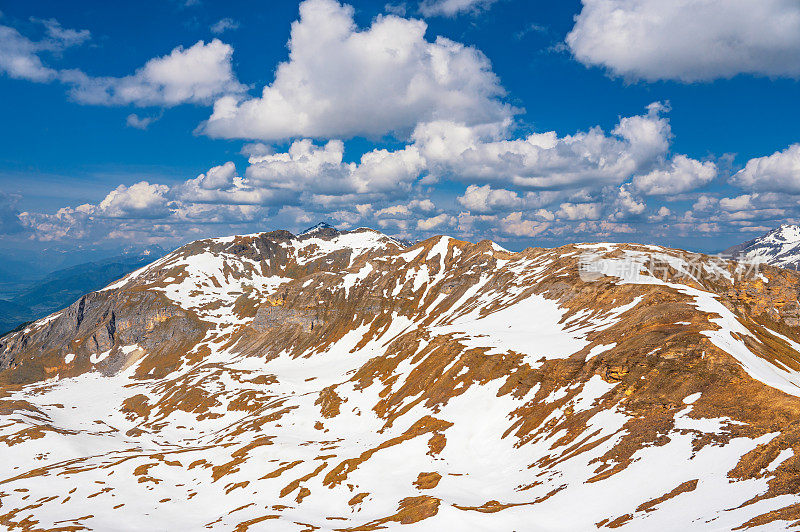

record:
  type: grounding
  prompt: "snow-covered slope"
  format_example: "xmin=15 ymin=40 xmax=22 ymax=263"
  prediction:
xmin=725 ymin=224 xmax=800 ymax=270
xmin=3 ymin=228 xmax=800 ymax=530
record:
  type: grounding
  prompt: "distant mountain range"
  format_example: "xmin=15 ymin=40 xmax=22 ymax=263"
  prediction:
xmin=0 ymin=245 xmax=164 ymax=335
xmin=724 ymin=224 xmax=800 ymax=270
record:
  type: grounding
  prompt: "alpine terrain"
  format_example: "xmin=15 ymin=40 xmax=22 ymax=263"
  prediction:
xmin=724 ymin=224 xmax=800 ymax=271
xmin=4 ymin=225 xmax=800 ymax=531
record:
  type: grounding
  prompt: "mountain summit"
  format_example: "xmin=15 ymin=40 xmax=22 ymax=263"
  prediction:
xmin=3 ymin=228 xmax=800 ymax=529
xmin=299 ymin=221 xmax=336 ymax=235
xmin=725 ymin=224 xmax=800 ymax=270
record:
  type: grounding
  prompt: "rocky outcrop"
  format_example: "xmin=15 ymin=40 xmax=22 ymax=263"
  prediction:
xmin=0 ymin=288 xmax=203 ymax=384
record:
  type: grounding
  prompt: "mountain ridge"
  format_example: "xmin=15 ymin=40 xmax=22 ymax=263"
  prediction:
xmin=724 ymin=224 xmax=800 ymax=270
xmin=3 ymin=226 xmax=800 ymax=529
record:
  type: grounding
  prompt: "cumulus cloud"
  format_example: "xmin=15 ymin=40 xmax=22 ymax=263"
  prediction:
xmin=692 ymin=195 xmax=718 ymax=212
xmin=0 ymin=18 xmax=89 ymax=82
xmin=633 ymin=154 xmax=717 ymax=195
xmin=566 ymin=0 xmax=800 ymax=82
xmin=418 ymin=0 xmax=497 ymax=17
xmin=202 ymin=0 xmax=510 ymax=141
xmin=719 ymin=194 xmax=756 ymax=211
xmin=415 ymin=103 xmax=671 ymax=189
xmin=21 ymin=99 xmax=727 ymax=245
xmin=245 ymin=139 xmax=425 ymax=197
xmin=730 ymin=144 xmax=800 ymax=192
xmin=499 ymin=212 xmax=549 ymax=237
xmin=457 ymin=184 xmax=524 ymax=213
xmin=375 ymin=204 xmax=411 ymax=217
xmin=609 ymin=185 xmax=646 ymax=219
xmin=180 ymin=162 xmax=295 ymax=206
xmin=246 ymin=140 xmax=350 ymax=193
xmin=557 ymin=202 xmax=602 ymax=221
xmin=95 ymin=182 xmax=172 ymax=218
xmin=417 ymin=213 xmax=452 ymax=231
xmin=18 ymin=203 xmax=100 ymax=242
xmin=0 ymin=16 xmax=243 ymax=110
xmin=66 ymin=39 xmax=245 ymax=107
xmin=649 ymin=206 xmax=671 ymax=222
xmin=408 ymin=198 xmax=435 ymax=212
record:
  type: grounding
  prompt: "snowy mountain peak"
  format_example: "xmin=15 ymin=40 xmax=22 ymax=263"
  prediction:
xmin=765 ymin=223 xmax=800 ymax=243
xmin=299 ymin=221 xmax=335 ymax=235
xmin=725 ymin=224 xmax=800 ymax=270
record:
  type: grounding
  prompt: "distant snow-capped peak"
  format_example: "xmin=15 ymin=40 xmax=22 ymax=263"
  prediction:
xmin=725 ymin=224 xmax=800 ymax=270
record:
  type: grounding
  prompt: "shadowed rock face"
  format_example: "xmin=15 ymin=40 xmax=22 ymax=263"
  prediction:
xmin=4 ymin=228 xmax=800 ymax=530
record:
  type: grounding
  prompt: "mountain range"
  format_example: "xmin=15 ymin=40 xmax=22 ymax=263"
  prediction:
xmin=0 ymin=245 xmax=164 ymax=336
xmin=2 ymin=225 xmax=800 ymax=529
xmin=724 ymin=224 xmax=800 ymax=270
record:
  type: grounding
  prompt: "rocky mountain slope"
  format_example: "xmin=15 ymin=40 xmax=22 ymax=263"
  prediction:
xmin=0 ymin=245 xmax=165 ymax=336
xmin=725 ymin=224 xmax=800 ymax=270
xmin=3 ymin=226 xmax=800 ymax=530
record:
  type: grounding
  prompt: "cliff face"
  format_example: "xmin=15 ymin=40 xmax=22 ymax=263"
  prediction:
xmin=3 ymin=227 xmax=800 ymax=530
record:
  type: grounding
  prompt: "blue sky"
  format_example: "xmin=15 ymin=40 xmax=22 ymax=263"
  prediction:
xmin=1 ymin=0 xmax=799 ymax=255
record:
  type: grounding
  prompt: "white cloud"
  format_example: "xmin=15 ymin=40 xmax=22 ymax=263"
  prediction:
xmin=719 ymin=194 xmax=756 ymax=212
xmin=181 ymin=162 xmax=294 ymax=205
xmin=567 ymin=0 xmax=800 ymax=82
xmin=408 ymin=198 xmax=435 ymax=212
xmin=574 ymin=220 xmax=635 ymax=235
xmin=246 ymin=140 xmax=351 ymax=194
xmin=66 ymin=39 xmax=245 ymax=107
xmin=418 ymin=0 xmax=497 ymax=17
xmin=610 ymin=185 xmax=646 ymax=219
xmin=417 ymin=213 xmax=451 ymax=230
xmin=633 ymin=154 xmax=717 ymax=195
xmin=351 ymin=147 xmax=426 ymax=193
xmin=18 ymin=205 xmax=94 ymax=241
xmin=0 ymin=17 xmax=243 ymax=109
xmin=696 ymin=222 xmax=720 ymax=233
xmin=649 ymin=206 xmax=671 ymax=222
xmin=692 ymin=195 xmax=718 ymax=212
xmin=202 ymin=0 xmax=510 ymax=141
xmin=557 ymin=202 xmax=602 ymax=221
xmin=330 ymin=209 xmax=362 ymax=227
xmin=240 ymin=143 xmax=273 ymax=158
xmin=210 ymin=18 xmax=239 ymax=34
xmin=0 ymin=18 xmax=89 ymax=82
xmin=415 ymin=103 xmax=671 ymax=189
xmin=194 ymin=161 xmax=238 ymax=190
xmin=499 ymin=212 xmax=549 ymax=237
xmin=95 ymin=182 xmax=172 ymax=218
xmin=0 ymin=26 xmax=54 ymax=82
xmin=126 ymin=113 xmax=161 ymax=129
xmin=375 ymin=205 xmax=411 ymax=217
xmin=374 ymin=198 xmax=437 ymax=218
xmin=35 ymin=18 xmax=91 ymax=48
xmin=245 ymin=139 xmax=425 ymax=197
xmin=457 ymin=184 xmax=523 ymax=213
xmin=730 ymin=144 xmax=800 ymax=192
xmin=738 ymin=225 xmax=771 ymax=233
